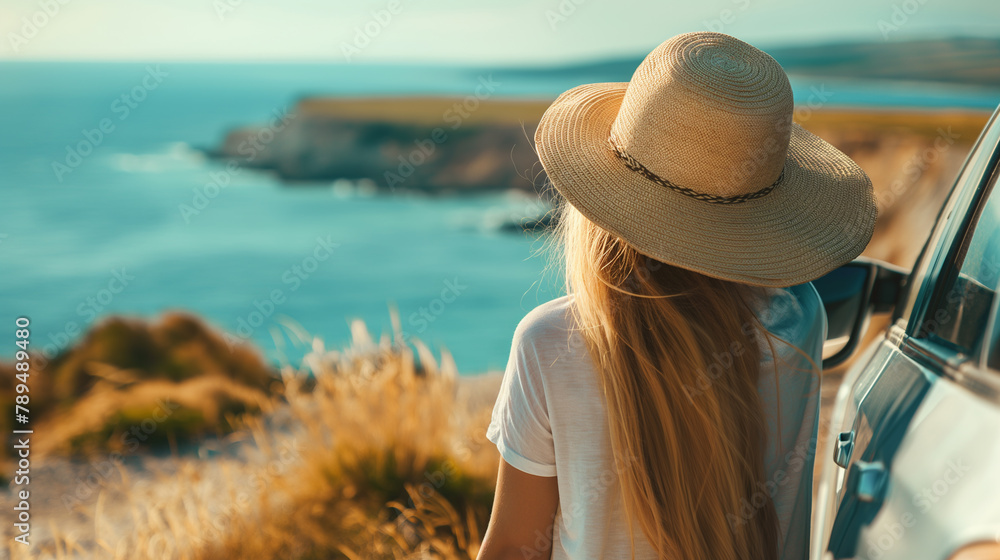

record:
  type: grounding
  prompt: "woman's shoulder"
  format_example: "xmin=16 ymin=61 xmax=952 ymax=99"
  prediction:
xmin=507 ymin=295 xmax=593 ymax=370
xmin=512 ymin=294 xmax=578 ymax=344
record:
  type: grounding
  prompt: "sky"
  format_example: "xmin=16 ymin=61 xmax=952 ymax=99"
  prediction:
xmin=1 ymin=0 xmax=998 ymax=65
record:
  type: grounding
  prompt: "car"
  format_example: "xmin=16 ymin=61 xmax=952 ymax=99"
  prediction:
xmin=810 ymin=104 xmax=1000 ymax=560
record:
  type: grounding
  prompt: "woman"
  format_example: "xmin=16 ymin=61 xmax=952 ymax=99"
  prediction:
xmin=477 ymin=32 xmax=877 ymax=560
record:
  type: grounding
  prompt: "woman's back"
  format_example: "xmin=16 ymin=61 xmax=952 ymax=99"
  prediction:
xmin=487 ymin=282 xmax=826 ymax=559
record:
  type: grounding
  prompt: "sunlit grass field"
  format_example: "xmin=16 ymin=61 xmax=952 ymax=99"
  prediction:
xmin=6 ymin=315 xmax=501 ymax=559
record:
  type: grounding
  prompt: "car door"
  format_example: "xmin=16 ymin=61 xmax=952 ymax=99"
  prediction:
xmin=847 ymin=150 xmax=1000 ymax=560
xmin=823 ymin=329 xmax=937 ymax=559
xmin=814 ymin=106 xmax=1000 ymax=559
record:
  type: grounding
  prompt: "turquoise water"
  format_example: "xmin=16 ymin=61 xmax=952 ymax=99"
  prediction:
xmin=1 ymin=62 xmax=998 ymax=372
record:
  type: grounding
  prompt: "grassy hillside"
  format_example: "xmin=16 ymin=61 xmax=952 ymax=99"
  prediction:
xmin=0 ymin=313 xmax=278 ymax=462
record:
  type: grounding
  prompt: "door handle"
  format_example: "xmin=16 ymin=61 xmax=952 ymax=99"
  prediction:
xmin=853 ymin=460 xmax=887 ymax=503
xmin=834 ymin=430 xmax=854 ymax=468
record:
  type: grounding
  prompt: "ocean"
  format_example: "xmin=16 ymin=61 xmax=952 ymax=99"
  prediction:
xmin=1 ymin=61 xmax=998 ymax=372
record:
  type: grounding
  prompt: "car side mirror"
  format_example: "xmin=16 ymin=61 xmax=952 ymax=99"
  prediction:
xmin=812 ymin=258 xmax=909 ymax=369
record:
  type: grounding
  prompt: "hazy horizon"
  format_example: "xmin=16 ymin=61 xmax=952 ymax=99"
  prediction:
xmin=1 ymin=0 xmax=998 ymax=65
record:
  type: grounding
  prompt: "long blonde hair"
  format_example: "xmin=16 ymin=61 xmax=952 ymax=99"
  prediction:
xmin=554 ymin=201 xmax=781 ymax=560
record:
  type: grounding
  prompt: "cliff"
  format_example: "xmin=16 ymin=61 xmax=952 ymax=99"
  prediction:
xmin=210 ymin=97 xmax=552 ymax=194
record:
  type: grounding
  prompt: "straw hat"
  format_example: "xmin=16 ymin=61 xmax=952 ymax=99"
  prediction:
xmin=536 ymin=32 xmax=877 ymax=287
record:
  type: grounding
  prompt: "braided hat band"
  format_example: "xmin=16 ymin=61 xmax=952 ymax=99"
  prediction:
xmin=606 ymin=132 xmax=783 ymax=205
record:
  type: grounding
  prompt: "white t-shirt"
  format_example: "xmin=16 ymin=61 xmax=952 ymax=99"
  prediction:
xmin=487 ymin=283 xmax=826 ymax=560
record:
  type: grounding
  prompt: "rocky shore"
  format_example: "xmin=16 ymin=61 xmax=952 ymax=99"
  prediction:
xmin=208 ymin=96 xmax=553 ymax=195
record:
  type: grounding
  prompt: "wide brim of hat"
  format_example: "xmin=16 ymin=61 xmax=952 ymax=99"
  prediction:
xmin=535 ymin=82 xmax=878 ymax=288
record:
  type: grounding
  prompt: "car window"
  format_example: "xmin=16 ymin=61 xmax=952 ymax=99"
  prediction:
xmin=982 ymin=231 xmax=1000 ymax=371
xmin=918 ymin=166 xmax=1000 ymax=357
xmin=984 ymin=284 xmax=1000 ymax=370
xmin=902 ymin=108 xmax=1000 ymax=331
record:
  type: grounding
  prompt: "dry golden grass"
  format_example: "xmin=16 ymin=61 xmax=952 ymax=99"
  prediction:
xmin=0 ymin=312 xmax=279 ymax=465
xmin=31 ymin=374 xmax=271 ymax=458
xmin=6 ymin=318 xmax=500 ymax=560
